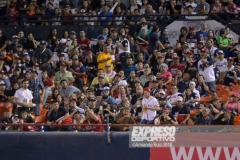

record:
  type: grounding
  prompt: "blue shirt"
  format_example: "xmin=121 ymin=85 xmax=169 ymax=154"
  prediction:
xmin=59 ymin=86 xmax=79 ymax=98
xmin=196 ymin=30 xmax=208 ymax=41
xmin=98 ymin=12 xmax=113 ymax=26
xmin=138 ymin=29 xmax=151 ymax=36
xmin=29 ymin=78 xmax=45 ymax=101
xmin=123 ymin=65 xmax=138 ymax=79
xmin=148 ymin=32 xmax=159 ymax=49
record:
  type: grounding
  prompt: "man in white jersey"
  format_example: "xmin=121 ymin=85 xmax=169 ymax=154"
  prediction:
xmin=115 ymin=33 xmax=130 ymax=54
xmin=14 ymin=79 xmax=35 ymax=117
xmin=140 ymin=87 xmax=160 ymax=124
xmin=167 ymin=85 xmax=182 ymax=107
xmin=195 ymin=48 xmax=216 ymax=92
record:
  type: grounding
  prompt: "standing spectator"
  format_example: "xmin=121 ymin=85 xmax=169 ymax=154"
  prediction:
xmin=14 ymin=79 xmax=35 ymax=117
xmin=97 ymin=44 xmax=113 ymax=72
xmin=116 ymin=32 xmax=130 ymax=54
xmin=115 ymin=0 xmax=127 ymax=14
xmin=23 ymin=33 xmax=37 ymax=51
xmin=42 ymin=70 xmax=55 ymax=106
xmin=32 ymin=40 xmax=53 ymax=71
xmin=98 ymin=5 xmax=113 ymax=26
xmin=195 ymin=48 xmax=216 ymax=91
xmin=77 ymin=31 xmax=91 ymax=52
xmin=196 ymin=108 xmax=214 ymax=124
xmin=158 ymin=63 xmax=172 ymax=85
xmin=159 ymin=28 xmax=169 ymax=45
xmin=140 ymin=87 xmax=160 ymax=124
xmin=148 ymin=25 xmax=164 ymax=54
xmin=61 ymin=5 xmax=75 ymax=25
xmin=168 ymin=56 xmax=185 ymax=78
xmin=29 ymin=70 xmax=45 ymax=116
xmin=113 ymin=6 xmax=125 ymax=26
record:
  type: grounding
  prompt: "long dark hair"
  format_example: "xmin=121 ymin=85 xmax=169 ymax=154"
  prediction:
xmin=150 ymin=25 xmax=159 ymax=34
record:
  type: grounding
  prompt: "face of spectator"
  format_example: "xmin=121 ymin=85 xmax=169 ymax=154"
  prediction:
xmin=123 ymin=109 xmax=130 ymax=116
xmin=202 ymin=23 xmax=207 ymax=30
xmin=21 ymin=112 xmax=28 ymax=120
xmin=171 ymin=86 xmax=178 ymax=94
xmin=228 ymin=0 xmax=233 ymax=3
xmin=103 ymin=6 xmax=109 ymax=12
xmin=134 ymin=9 xmax=140 ymax=15
xmin=173 ymin=58 xmax=179 ymax=65
xmin=64 ymin=31 xmax=68 ymax=38
xmin=202 ymin=108 xmax=210 ymax=118
xmin=137 ymin=53 xmax=144 ymax=60
xmin=119 ymin=70 xmax=124 ymax=77
xmin=146 ymin=5 xmax=152 ymax=12
xmin=200 ymin=51 xmax=207 ymax=58
xmin=141 ymin=29 xmax=147 ymax=36
xmin=183 ymin=73 xmax=190 ymax=81
xmin=102 ymin=91 xmax=109 ymax=99
xmin=129 ymin=37 xmax=134 ymax=44
xmin=136 ymin=87 xmax=143 ymax=95
xmin=57 ymin=95 xmax=62 ymax=103
xmin=60 ymin=65 xmax=66 ymax=72
xmin=148 ymin=75 xmax=154 ymax=81
xmin=28 ymin=33 xmax=33 ymax=40
xmin=83 ymin=0 xmax=88 ymax=7
xmin=227 ymin=59 xmax=233 ymax=65
xmin=137 ymin=62 xmax=143 ymax=69
xmin=130 ymin=71 xmax=135 ymax=78
xmin=127 ymin=58 xmax=133 ymax=66
xmin=106 ymin=38 xmax=112 ymax=45
xmin=52 ymin=29 xmax=57 ymax=36
xmin=52 ymin=102 xmax=59 ymax=111
xmin=80 ymin=31 xmax=85 ymax=37
xmin=61 ymin=81 xmax=68 ymax=89
xmin=189 ymin=29 xmax=195 ymax=35
xmin=211 ymin=92 xmax=218 ymax=99
xmin=103 ymin=45 xmax=110 ymax=53
xmin=22 ymin=80 xmax=29 ymax=89
xmin=18 ymin=31 xmax=24 ymax=38
xmin=64 ymin=7 xmax=70 ymax=14
xmin=103 ymin=28 xmax=108 ymax=35
xmin=116 ymin=6 xmax=121 ymax=13
xmin=98 ymin=77 xmax=104 ymax=84
xmin=189 ymin=83 xmax=195 ymax=90
xmin=160 ymin=66 xmax=167 ymax=72
xmin=143 ymin=91 xmax=150 ymax=98
xmin=13 ymin=83 xmax=19 ymax=90
xmin=170 ymin=0 xmax=176 ymax=5
xmin=187 ymin=7 xmax=193 ymax=13
xmin=105 ymin=65 xmax=111 ymax=72
xmin=54 ymin=8 xmax=59 ymax=14
xmin=131 ymin=0 xmax=137 ymax=5
xmin=206 ymin=40 xmax=212 ymax=48
xmin=119 ymin=86 xmax=125 ymax=94
xmin=42 ymin=71 xmax=48 ymax=79
xmin=234 ymin=65 xmax=240 ymax=72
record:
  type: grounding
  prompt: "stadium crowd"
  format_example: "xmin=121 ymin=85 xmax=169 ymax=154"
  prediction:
xmin=0 ymin=0 xmax=240 ymax=132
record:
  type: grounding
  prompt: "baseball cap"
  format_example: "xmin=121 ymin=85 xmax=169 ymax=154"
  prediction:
xmin=159 ymin=97 xmax=167 ymax=101
xmin=40 ymin=40 xmax=46 ymax=45
xmin=17 ymin=44 xmax=23 ymax=48
xmin=157 ymin=55 xmax=163 ymax=59
xmin=23 ymin=50 xmax=28 ymax=55
xmin=218 ymin=50 xmax=224 ymax=54
xmin=12 ymin=35 xmax=19 ymax=39
xmin=60 ymin=62 xmax=67 ymax=66
xmin=124 ymin=25 xmax=129 ymax=29
xmin=227 ymin=57 xmax=234 ymax=61
xmin=105 ymin=63 xmax=111 ymax=67
xmin=159 ymin=90 xmax=165 ymax=95
xmin=197 ymin=41 xmax=204 ymax=45
xmin=98 ymin=36 xmax=104 ymax=40
xmin=141 ymin=22 xmax=148 ymax=25
xmin=111 ymin=28 xmax=118 ymax=32
xmin=33 ymin=63 xmax=39 ymax=66
xmin=115 ymin=73 xmax=121 ymax=77
xmin=152 ymin=79 xmax=158 ymax=83
xmin=173 ymin=56 xmax=179 ymax=59
xmin=231 ymin=92 xmax=240 ymax=98
xmin=143 ymin=87 xmax=151 ymax=92
xmin=189 ymin=26 xmax=195 ymax=30
xmin=186 ymin=51 xmax=193 ymax=55
xmin=176 ymin=96 xmax=183 ymax=102
xmin=168 ymin=46 xmax=174 ymax=49
xmin=86 ymin=51 xmax=92 ymax=56
xmin=72 ymin=54 xmax=78 ymax=60
xmin=70 ymin=31 xmax=76 ymax=35
xmin=134 ymin=79 xmax=141 ymax=83
xmin=200 ymin=48 xmax=207 ymax=53
xmin=0 ymin=81 xmax=5 ymax=85
xmin=102 ymin=86 xmax=110 ymax=92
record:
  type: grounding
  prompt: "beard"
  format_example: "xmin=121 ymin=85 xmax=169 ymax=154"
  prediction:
xmin=102 ymin=95 xmax=108 ymax=99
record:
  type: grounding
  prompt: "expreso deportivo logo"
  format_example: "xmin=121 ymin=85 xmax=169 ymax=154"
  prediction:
xmin=131 ymin=126 xmax=176 ymax=142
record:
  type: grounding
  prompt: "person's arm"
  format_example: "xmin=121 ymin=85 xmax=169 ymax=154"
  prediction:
xmin=163 ymin=76 xmax=172 ymax=85
xmin=238 ymin=102 xmax=240 ymax=113
xmin=68 ymin=72 xmax=75 ymax=84
xmin=105 ymin=109 xmax=116 ymax=117
xmin=181 ymin=114 xmax=190 ymax=124
xmin=86 ymin=107 xmax=99 ymax=122
xmin=146 ymin=106 xmax=160 ymax=111
xmin=223 ymin=97 xmax=230 ymax=108
xmin=231 ymin=71 xmax=239 ymax=83
xmin=97 ymin=55 xmax=111 ymax=63
xmin=213 ymin=111 xmax=223 ymax=120
xmin=0 ymin=40 xmax=9 ymax=50
xmin=57 ymin=112 xmax=69 ymax=124
xmin=157 ymin=40 xmax=164 ymax=50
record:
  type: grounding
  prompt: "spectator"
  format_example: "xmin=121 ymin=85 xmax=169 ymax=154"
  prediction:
xmin=97 ymin=44 xmax=113 ymax=72
xmin=91 ymin=69 xmax=109 ymax=87
xmin=148 ymin=25 xmax=164 ymax=54
xmin=23 ymin=33 xmax=37 ymax=51
xmin=196 ymin=22 xmax=209 ymax=41
xmin=184 ymin=0 xmax=197 ymax=10
xmin=94 ymin=75 xmax=110 ymax=96
xmin=195 ymin=48 xmax=216 ymax=92
xmin=17 ymin=31 xmax=27 ymax=46
xmin=123 ymin=57 xmax=138 ymax=79
xmin=196 ymin=108 xmax=214 ymax=124
xmin=214 ymin=110 xmax=234 ymax=125
xmin=224 ymin=92 xmax=240 ymax=113
xmin=166 ymin=0 xmax=182 ymax=16
xmin=140 ymin=87 xmax=160 ymax=124
xmin=47 ymin=28 xmax=58 ymax=46
xmin=178 ymin=26 xmax=188 ymax=44
xmin=167 ymin=85 xmax=182 ymax=106
xmin=97 ymin=27 xmax=109 ymax=41
xmin=47 ymin=100 xmax=73 ymax=131
xmin=42 ymin=70 xmax=55 ymax=106
xmin=136 ymin=27 xmax=149 ymax=53
xmin=93 ymin=36 xmax=105 ymax=55
xmin=113 ymin=6 xmax=125 ymax=25
xmin=168 ymin=56 xmax=185 ymax=78
xmin=116 ymin=33 xmax=130 ymax=54
xmin=61 ymin=5 xmax=75 ymax=25
xmin=158 ymin=63 xmax=172 ymax=85
xmin=177 ymin=72 xmax=191 ymax=93
xmin=0 ymin=71 xmax=11 ymax=89
xmin=217 ymin=28 xmax=233 ymax=50
xmin=14 ymin=79 xmax=36 ymax=117
xmin=211 ymin=0 xmax=223 ymax=14
xmin=77 ymin=30 xmax=91 ymax=52
xmin=196 ymin=74 xmax=209 ymax=96
xmin=104 ymin=63 xmax=116 ymax=82
xmin=98 ymin=5 xmax=113 ymax=26
xmin=224 ymin=0 xmax=238 ymax=18
xmin=195 ymin=0 xmax=210 ymax=14
xmin=144 ymin=4 xmax=156 ymax=20
xmin=51 ymin=8 xmax=61 ymax=26
xmin=186 ymin=26 xmax=198 ymax=49
xmin=45 ymin=2 xmax=54 ymax=17
xmin=115 ymin=0 xmax=127 ymax=14
xmin=113 ymin=107 xmax=135 ymax=131
xmin=207 ymin=30 xmax=217 ymax=45
xmin=53 ymin=62 xmax=75 ymax=86
xmin=27 ymin=0 xmax=39 ymax=16
xmin=0 ymin=29 xmax=9 ymax=51
xmin=171 ymin=96 xmax=190 ymax=124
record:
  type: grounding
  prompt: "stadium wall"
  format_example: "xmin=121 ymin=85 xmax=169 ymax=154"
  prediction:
xmin=0 ymin=132 xmax=150 ymax=160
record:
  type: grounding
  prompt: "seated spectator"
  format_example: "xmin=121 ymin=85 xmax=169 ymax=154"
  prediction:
xmin=143 ymin=73 xmax=155 ymax=88
xmin=223 ymin=62 xmax=240 ymax=86
xmin=168 ymin=56 xmax=185 ymax=78
xmin=184 ymin=0 xmax=197 ymax=10
xmin=217 ymin=28 xmax=233 ymax=50
xmin=213 ymin=110 xmax=234 ymax=125
xmin=209 ymin=99 xmax=225 ymax=116
xmin=23 ymin=33 xmax=37 ymax=51
xmin=207 ymin=30 xmax=217 ymax=45
xmin=45 ymin=2 xmax=54 ymax=17
xmin=136 ymin=27 xmax=149 ymax=52
xmin=91 ymin=69 xmax=109 ymax=87
xmin=1 ymin=111 xmax=19 ymax=130
xmin=61 ymin=5 xmax=75 ymax=25
xmin=158 ymin=63 xmax=172 ymax=85
xmin=223 ymin=0 xmax=238 ymax=18
xmin=94 ymin=76 xmax=110 ymax=96
xmin=104 ymin=63 xmax=116 ymax=82
xmin=195 ymin=0 xmax=210 ymax=14
xmin=196 ymin=74 xmax=209 ymax=97
xmin=47 ymin=100 xmax=73 ymax=131
xmin=53 ymin=62 xmax=75 ymax=86
xmin=154 ymin=103 xmax=178 ymax=125
xmin=183 ymin=88 xmax=198 ymax=109
xmin=144 ymin=4 xmax=156 ymax=20
xmin=99 ymin=102 xmax=116 ymax=125
xmin=20 ymin=111 xmax=35 ymax=131
xmin=59 ymin=79 xmax=80 ymax=98
xmin=27 ymin=0 xmax=39 ymax=16
xmin=224 ymin=92 xmax=240 ymax=113
xmin=30 ymin=6 xmax=44 ymax=26
xmin=211 ymin=0 xmax=223 ymax=14
xmin=51 ymin=8 xmax=61 ymax=26
xmin=167 ymin=85 xmax=182 ymax=106
xmin=171 ymin=96 xmax=190 ymax=124
xmin=196 ymin=108 xmax=214 ymax=125
xmin=166 ymin=0 xmax=182 ymax=16
xmin=72 ymin=111 xmax=84 ymax=130
xmin=173 ymin=69 xmax=183 ymax=85
xmin=113 ymin=107 xmax=135 ymax=131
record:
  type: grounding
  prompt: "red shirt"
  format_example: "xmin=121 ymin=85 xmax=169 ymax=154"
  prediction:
xmin=42 ymin=78 xmax=54 ymax=87
xmin=168 ymin=64 xmax=185 ymax=78
xmin=77 ymin=38 xmax=91 ymax=51
xmin=82 ymin=115 xmax=103 ymax=132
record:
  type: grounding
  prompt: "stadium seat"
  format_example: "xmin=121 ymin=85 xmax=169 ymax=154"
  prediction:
xmin=34 ymin=116 xmax=46 ymax=123
xmin=216 ymin=85 xmax=225 ymax=91
xmin=198 ymin=96 xmax=211 ymax=103
xmin=40 ymin=109 xmax=48 ymax=116
xmin=190 ymin=110 xmax=198 ymax=117
xmin=218 ymin=90 xmax=230 ymax=97
xmin=219 ymin=97 xmax=228 ymax=103
xmin=234 ymin=116 xmax=240 ymax=125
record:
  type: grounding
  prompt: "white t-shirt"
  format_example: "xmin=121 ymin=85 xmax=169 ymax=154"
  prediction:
xmin=142 ymin=96 xmax=159 ymax=121
xmin=167 ymin=92 xmax=181 ymax=106
xmin=214 ymin=59 xmax=228 ymax=72
xmin=14 ymin=88 xmax=33 ymax=108
xmin=198 ymin=59 xmax=216 ymax=82
xmin=104 ymin=71 xmax=116 ymax=79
